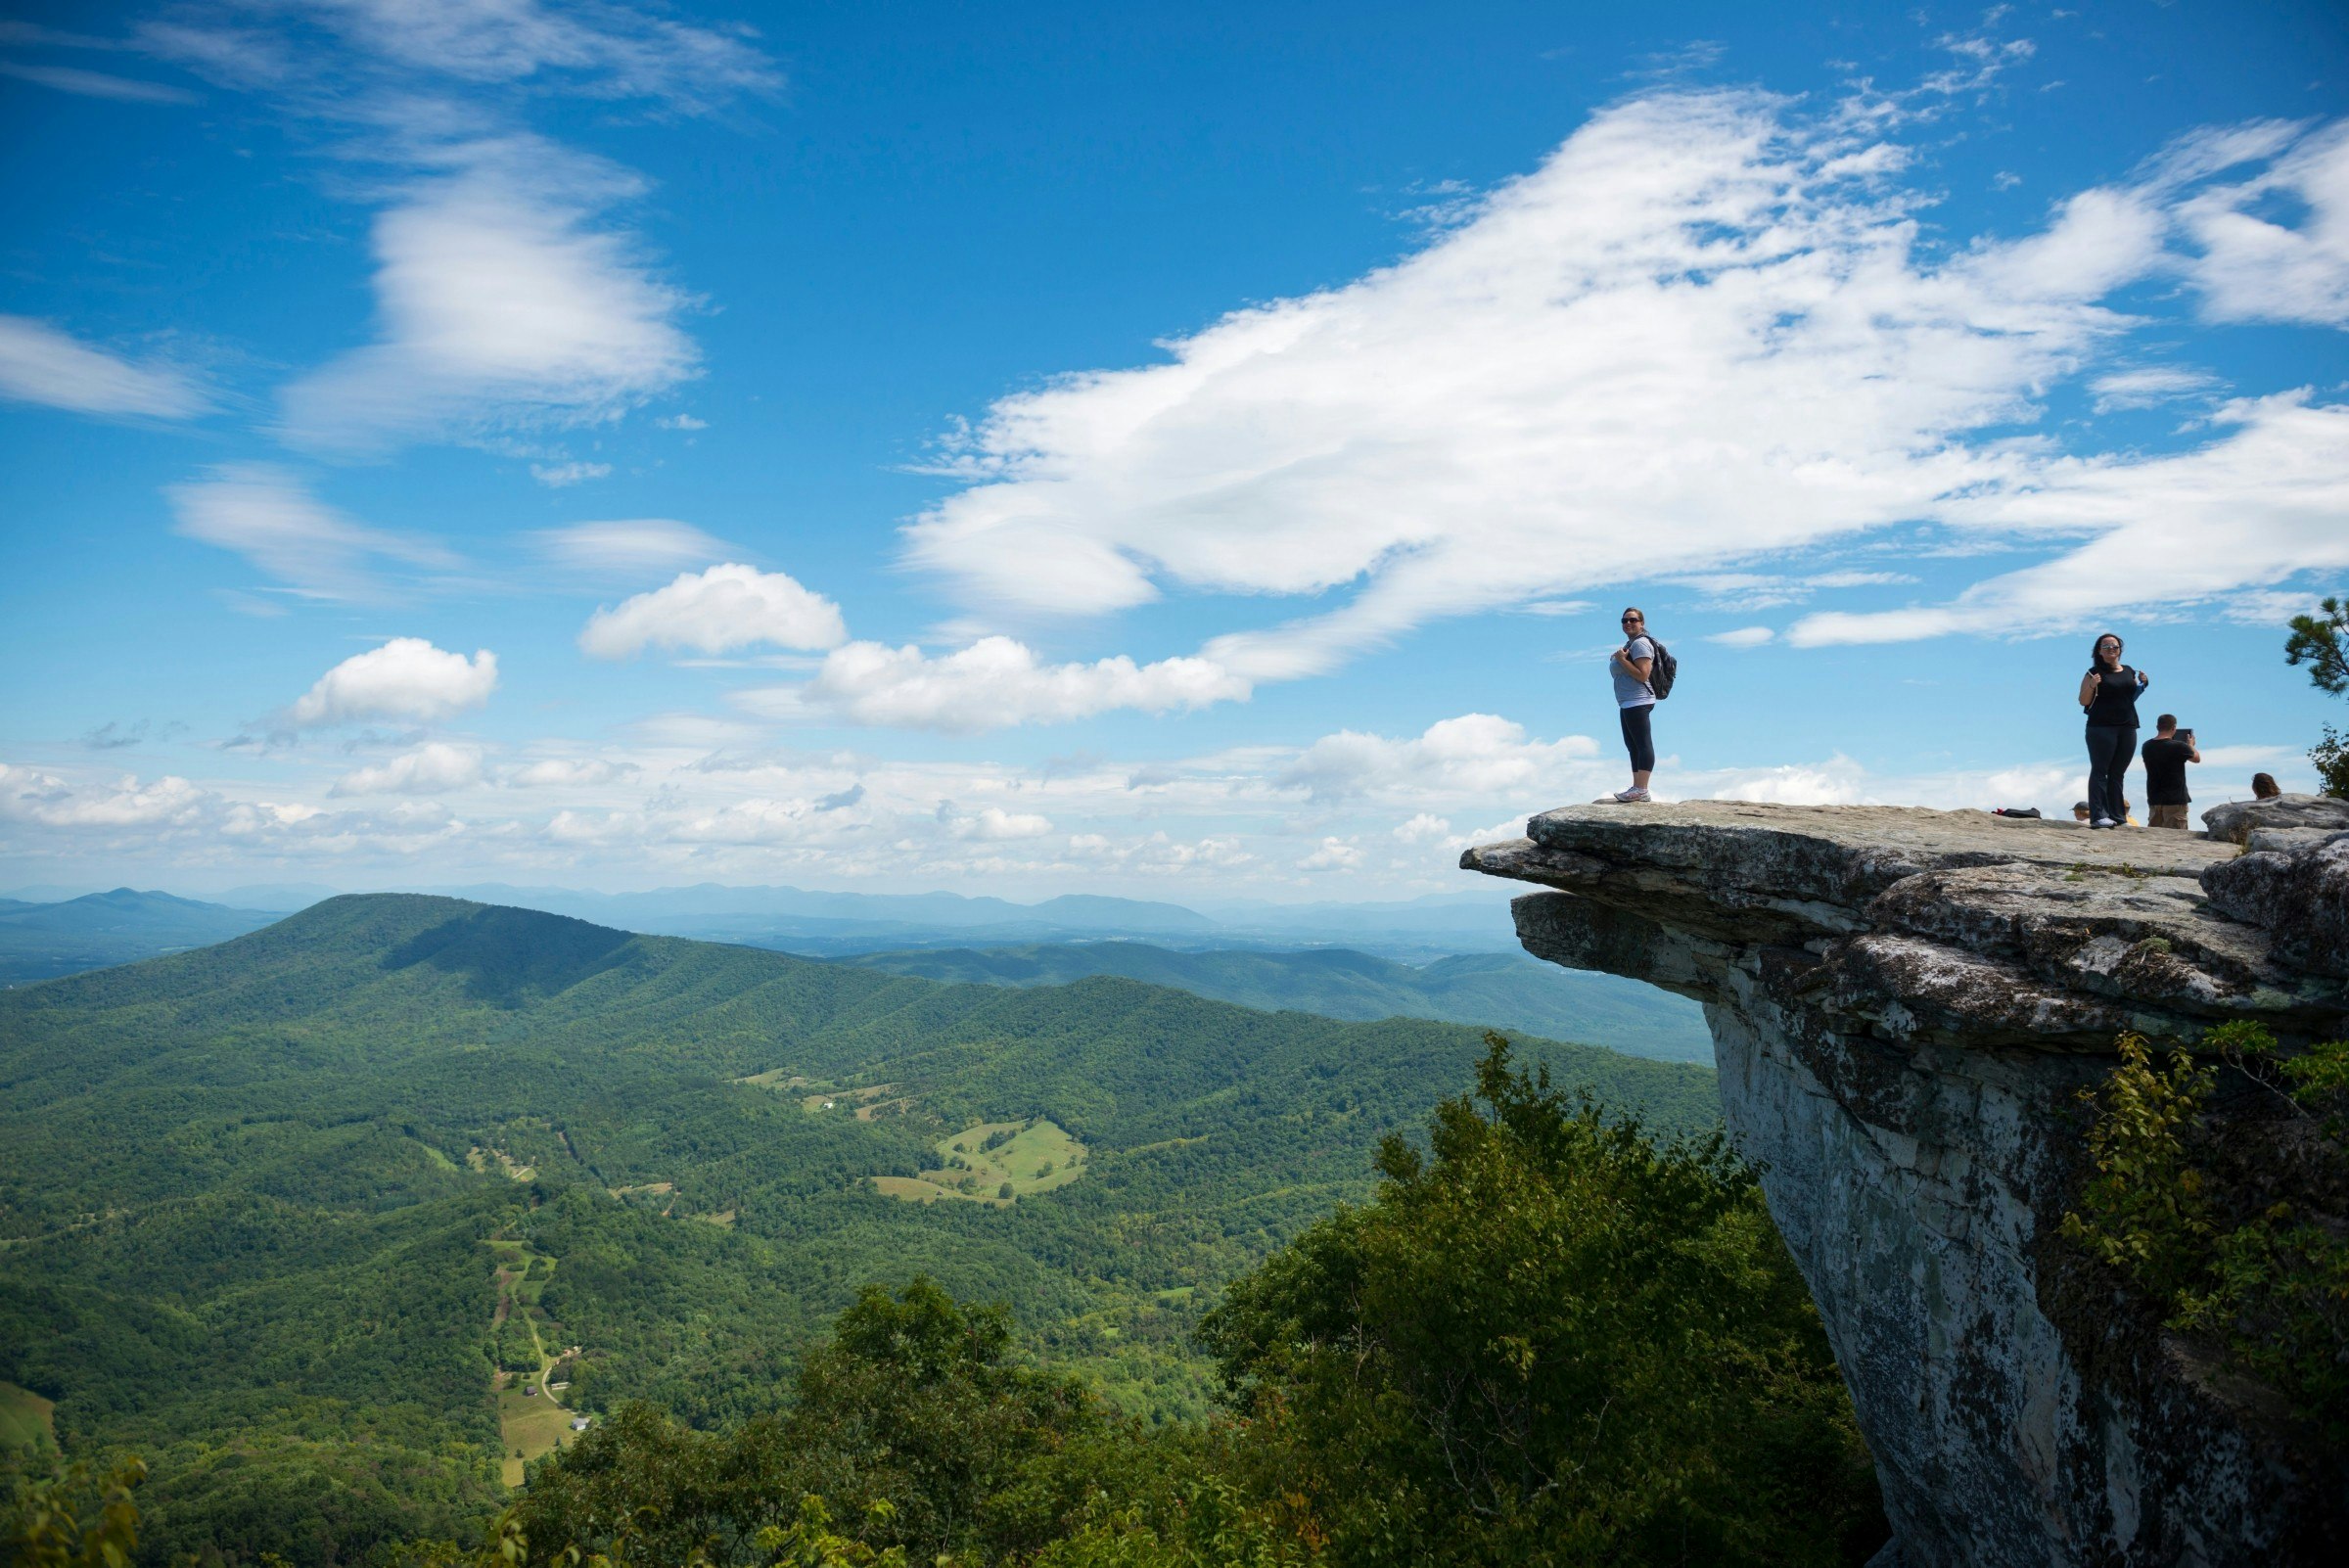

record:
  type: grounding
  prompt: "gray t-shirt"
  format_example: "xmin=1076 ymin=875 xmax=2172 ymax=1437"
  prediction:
xmin=1612 ymin=635 xmax=1656 ymax=709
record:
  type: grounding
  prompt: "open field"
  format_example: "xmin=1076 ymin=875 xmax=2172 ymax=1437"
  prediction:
xmin=0 ymin=1380 xmax=57 ymax=1456
xmin=496 ymin=1373 xmax=581 ymax=1485
xmin=487 ymin=1238 xmax=588 ymax=1484
xmin=875 ymin=1117 xmax=1088 ymax=1206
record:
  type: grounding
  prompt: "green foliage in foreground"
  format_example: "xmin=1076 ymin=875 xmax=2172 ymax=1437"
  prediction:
xmin=2 ymin=1456 xmax=146 ymax=1567
xmin=2060 ymin=1024 xmax=2349 ymax=1439
xmin=389 ymin=1040 xmax=1879 ymax=1568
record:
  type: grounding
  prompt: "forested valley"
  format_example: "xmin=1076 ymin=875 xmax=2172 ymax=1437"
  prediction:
xmin=0 ymin=894 xmax=1879 ymax=1565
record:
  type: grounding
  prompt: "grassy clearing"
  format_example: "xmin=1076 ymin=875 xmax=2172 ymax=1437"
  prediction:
xmin=798 ymin=1083 xmax=898 ymax=1115
xmin=0 ymin=1381 xmax=57 ymax=1457
xmin=468 ymin=1145 xmax=535 ymax=1180
xmin=486 ymin=1238 xmax=589 ymax=1485
xmin=874 ymin=1118 xmax=1089 ymax=1206
xmin=734 ymin=1068 xmax=810 ymax=1089
xmin=496 ymin=1372 xmax=582 ymax=1485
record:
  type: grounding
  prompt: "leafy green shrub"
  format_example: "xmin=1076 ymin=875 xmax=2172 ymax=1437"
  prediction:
xmin=2062 ymin=1025 xmax=2349 ymax=1437
xmin=1197 ymin=1035 xmax=1882 ymax=1567
xmin=2 ymin=1456 xmax=145 ymax=1567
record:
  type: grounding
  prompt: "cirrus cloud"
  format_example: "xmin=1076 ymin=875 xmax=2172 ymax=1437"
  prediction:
xmin=0 ymin=314 xmax=210 ymax=419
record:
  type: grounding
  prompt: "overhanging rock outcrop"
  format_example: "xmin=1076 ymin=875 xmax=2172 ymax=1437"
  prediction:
xmin=1462 ymin=802 xmax=2349 ymax=1568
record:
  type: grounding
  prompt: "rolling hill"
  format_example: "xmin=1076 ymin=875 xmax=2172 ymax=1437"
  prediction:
xmin=0 ymin=893 xmax=1715 ymax=1561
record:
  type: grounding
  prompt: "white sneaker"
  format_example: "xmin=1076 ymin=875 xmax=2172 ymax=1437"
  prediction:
xmin=2092 ymin=816 xmax=2117 ymax=829
xmin=1613 ymin=788 xmax=1652 ymax=804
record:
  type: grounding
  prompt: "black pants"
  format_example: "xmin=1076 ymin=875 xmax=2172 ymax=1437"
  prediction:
xmin=1621 ymin=704 xmax=1656 ymax=773
xmin=2086 ymin=723 xmax=2136 ymax=822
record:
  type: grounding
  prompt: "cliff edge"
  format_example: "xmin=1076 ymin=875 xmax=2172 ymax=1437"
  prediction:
xmin=1463 ymin=800 xmax=2349 ymax=1568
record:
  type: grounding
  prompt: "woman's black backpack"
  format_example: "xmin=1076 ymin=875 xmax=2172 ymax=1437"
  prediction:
xmin=1645 ymin=637 xmax=1679 ymax=699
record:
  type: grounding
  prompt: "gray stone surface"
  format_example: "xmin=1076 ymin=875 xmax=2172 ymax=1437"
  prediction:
xmin=2200 ymin=794 xmax=2349 ymax=846
xmin=1462 ymin=802 xmax=2349 ymax=1568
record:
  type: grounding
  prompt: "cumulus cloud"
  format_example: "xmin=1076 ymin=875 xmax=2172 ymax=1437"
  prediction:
xmin=0 ymin=763 xmax=207 ymax=829
xmin=532 ymin=519 xmax=727 ymax=575
xmin=1300 ymin=837 xmax=1362 ymax=871
xmin=1282 ymin=714 xmax=1599 ymax=802
xmin=0 ymin=315 xmax=209 ymax=419
xmin=580 ymin=563 xmax=848 ymax=659
xmin=287 ymin=637 xmax=498 ymax=726
xmin=167 ymin=464 xmax=455 ymax=600
xmin=893 ymin=94 xmax=2348 ymax=672
xmin=946 ymin=805 xmax=1055 ymax=842
xmin=794 ymin=637 xmax=1251 ymax=733
xmin=506 ymin=756 xmax=631 ymax=788
xmin=1708 ymin=626 xmax=1775 ymax=647
xmin=330 ymin=741 xmax=484 ymax=796
xmin=277 ymin=141 xmax=700 ymax=453
xmin=1392 ymin=812 xmax=1452 ymax=843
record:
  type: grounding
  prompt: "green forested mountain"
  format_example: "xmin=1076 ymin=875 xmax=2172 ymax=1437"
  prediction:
xmin=843 ymin=943 xmax=1713 ymax=1062
xmin=0 ymin=894 xmax=1715 ymax=1562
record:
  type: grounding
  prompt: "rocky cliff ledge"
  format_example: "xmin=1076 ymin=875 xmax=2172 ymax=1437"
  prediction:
xmin=1462 ymin=801 xmax=2349 ymax=1567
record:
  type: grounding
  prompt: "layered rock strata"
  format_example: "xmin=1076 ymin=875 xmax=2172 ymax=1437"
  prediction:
xmin=1461 ymin=802 xmax=2349 ymax=1567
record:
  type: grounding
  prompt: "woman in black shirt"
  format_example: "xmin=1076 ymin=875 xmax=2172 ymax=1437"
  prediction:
xmin=2076 ymin=632 xmax=2147 ymax=828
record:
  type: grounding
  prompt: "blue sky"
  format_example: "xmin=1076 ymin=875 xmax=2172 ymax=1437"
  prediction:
xmin=3 ymin=0 xmax=2347 ymax=900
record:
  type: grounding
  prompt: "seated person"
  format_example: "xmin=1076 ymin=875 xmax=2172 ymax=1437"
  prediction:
xmin=2253 ymin=771 xmax=2281 ymax=801
xmin=2071 ymin=800 xmax=2093 ymax=824
xmin=2140 ymin=715 xmax=2201 ymax=830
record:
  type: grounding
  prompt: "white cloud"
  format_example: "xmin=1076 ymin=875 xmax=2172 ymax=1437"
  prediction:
xmin=167 ymin=464 xmax=454 ymax=600
xmin=1392 ymin=812 xmax=1452 ymax=843
xmin=277 ymin=141 xmax=699 ymax=453
xmin=0 ymin=60 xmax=199 ymax=104
xmin=2174 ymin=120 xmax=2349 ymax=327
xmin=1282 ymin=714 xmax=1599 ymax=802
xmin=890 ymin=94 xmax=2348 ymax=678
xmin=2090 ymin=365 xmax=2221 ymax=413
xmin=947 ymin=806 xmax=1054 ymax=842
xmin=580 ymin=563 xmax=848 ymax=660
xmin=792 ymin=637 xmax=1251 ymax=733
xmin=506 ymin=756 xmax=631 ymax=788
xmin=0 ymin=763 xmax=207 ymax=829
xmin=0 ymin=315 xmax=209 ymax=418
xmin=140 ymin=0 xmax=777 ymax=110
xmin=1787 ymin=392 xmax=2349 ymax=645
xmin=288 ymin=637 xmax=498 ymax=726
xmin=530 ymin=519 xmax=728 ymax=575
xmin=330 ymin=741 xmax=484 ymax=796
xmin=1300 ymin=837 xmax=1362 ymax=871
xmin=655 ymin=413 xmax=707 ymax=430
xmin=530 ymin=459 xmax=612 ymax=486
xmin=1708 ymin=625 xmax=1775 ymax=647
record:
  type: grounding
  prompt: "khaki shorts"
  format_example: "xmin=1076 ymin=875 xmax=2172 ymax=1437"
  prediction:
xmin=2149 ymin=804 xmax=2190 ymax=830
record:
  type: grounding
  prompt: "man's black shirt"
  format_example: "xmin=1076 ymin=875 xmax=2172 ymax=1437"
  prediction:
xmin=2142 ymin=736 xmax=2194 ymax=806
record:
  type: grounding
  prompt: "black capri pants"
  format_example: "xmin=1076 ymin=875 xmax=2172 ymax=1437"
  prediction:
xmin=1620 ymin=703 xmax=1656 ymax=773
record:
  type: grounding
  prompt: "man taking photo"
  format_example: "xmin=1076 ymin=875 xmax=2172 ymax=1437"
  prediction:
xmin=2141 ymin=715 xmax=2201 ymax=830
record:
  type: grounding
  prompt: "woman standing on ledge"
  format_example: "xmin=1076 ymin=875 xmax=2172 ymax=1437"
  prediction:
xmin=1607 ymin=607 xmax=1657 ymax=804
xmin=2078 ymin=632 xmax=2147 ymax=829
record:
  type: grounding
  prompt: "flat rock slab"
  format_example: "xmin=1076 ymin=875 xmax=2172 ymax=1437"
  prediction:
xmin=1526 ymin=800 xmax=2234 ymax=885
